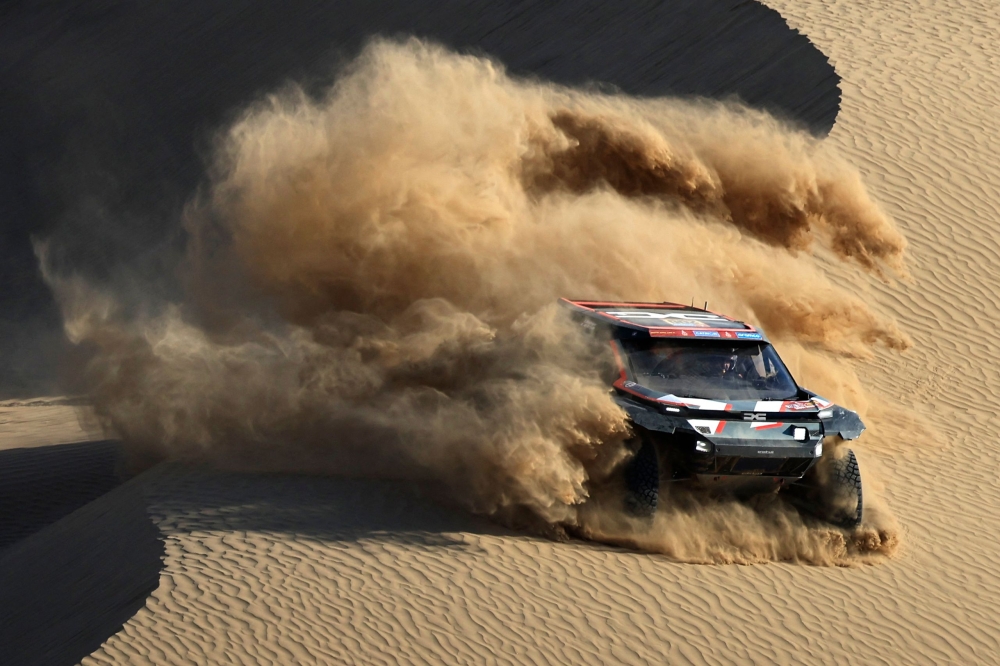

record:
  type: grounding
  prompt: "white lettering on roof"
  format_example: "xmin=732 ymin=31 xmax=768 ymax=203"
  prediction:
xmin=605 ymin=311 xmax=727 ymax=320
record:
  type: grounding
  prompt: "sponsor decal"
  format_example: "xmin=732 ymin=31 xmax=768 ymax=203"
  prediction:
xmin=780 ymin=400 xmax=816 ymax=412
xmin=693 ymin=330 xmax=721 ymax=338
xmin=753 ymin=400 xmax=814 ymax=412
xmin=736 ymin=332 xmax=763 ymax=340
xmin=744 ymin=413 xmax=767 ymax=421
xmin=757 ymin=450 xmax=775 ymax=455
xmin=649 ymin=329 xmax=689 ymax=337
xmin=754 ymin=400 xmax=815 ymax=413
xmin=623 ymin=381 xmax=637 ymax=388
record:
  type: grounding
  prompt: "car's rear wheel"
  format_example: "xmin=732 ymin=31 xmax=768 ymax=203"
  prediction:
xmin=624 ymin=436 xmax=659 ymax=517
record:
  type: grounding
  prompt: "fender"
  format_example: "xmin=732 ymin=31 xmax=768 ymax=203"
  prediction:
xmin=613 ymin=396 xmax=688 ymax=434
xmin=820 ymin=405 xmax=866 ymax=440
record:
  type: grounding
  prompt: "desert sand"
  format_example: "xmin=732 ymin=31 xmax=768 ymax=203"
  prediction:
xmin=3 ymin=0 xmax=1000 ymax=664
xmin=0 ymin=399 xmax=102 ymax=451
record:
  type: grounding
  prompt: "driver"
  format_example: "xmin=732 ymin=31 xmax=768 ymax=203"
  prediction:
xmin=657 ymin=351 xmax=741 ymax=379
xmin=718 ymin=353 xmax=742 ymax=380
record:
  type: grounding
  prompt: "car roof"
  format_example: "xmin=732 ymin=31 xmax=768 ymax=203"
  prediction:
xmin=560 ymin=299 xmax=766 ymax=341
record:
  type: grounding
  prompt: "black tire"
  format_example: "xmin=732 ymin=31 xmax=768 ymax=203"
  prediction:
xmin=828 ymin=449 xmax=863 ymax=529
xmin=624 ymin=436 xmax=659 ymax=517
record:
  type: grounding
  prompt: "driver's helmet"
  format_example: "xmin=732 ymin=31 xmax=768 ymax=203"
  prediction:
xmin=720 ymin=353 xmax=739 ymax=376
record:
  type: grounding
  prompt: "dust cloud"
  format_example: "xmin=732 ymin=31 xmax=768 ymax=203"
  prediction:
xmin=574 ymin=442 xmax=899 ymax=566
xmin=44 ymin=38 xmax=907 ymax=563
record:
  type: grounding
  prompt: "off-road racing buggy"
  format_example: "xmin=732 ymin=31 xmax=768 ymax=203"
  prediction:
xmin=563 ymin=299 xmax=865 ymax=528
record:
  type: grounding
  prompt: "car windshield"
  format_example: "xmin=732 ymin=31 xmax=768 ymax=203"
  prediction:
xmin=621 ymin=339 xmax=799 ymax=401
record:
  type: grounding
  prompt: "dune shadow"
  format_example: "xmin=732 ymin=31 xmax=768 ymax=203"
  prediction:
xmin=0 ymin=468 xmax=165 ymax=666
xmin=0 ymin=439 xmax=126 ymax=550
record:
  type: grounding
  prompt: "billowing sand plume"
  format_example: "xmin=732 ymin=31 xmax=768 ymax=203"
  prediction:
xmin=44 ymin=39 xmax=908 ymax=563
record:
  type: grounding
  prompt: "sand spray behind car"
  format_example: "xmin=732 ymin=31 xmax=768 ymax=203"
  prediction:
xmin=42 ymin=39 xmax=911 ymax=563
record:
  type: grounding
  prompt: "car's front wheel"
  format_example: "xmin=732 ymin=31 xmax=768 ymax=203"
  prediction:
xmin=826 ymin=448 xmax=864 ymax=529
xmin=624 ymin=435 xmax=659 ymax=517
xmin=783 ymin=447 xmax=864 ymax=529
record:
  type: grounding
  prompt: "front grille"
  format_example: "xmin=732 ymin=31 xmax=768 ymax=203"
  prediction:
xmin=731 ymin=457 xmax=785 ymax=475
xmin=709 ymin=456 xmax=812 ymax=476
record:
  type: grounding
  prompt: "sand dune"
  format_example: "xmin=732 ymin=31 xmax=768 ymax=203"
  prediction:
xmin=0 ymin=398 xmax=102 ymax=450
xmin=3 ymin=0 xmax=1000 ymax=664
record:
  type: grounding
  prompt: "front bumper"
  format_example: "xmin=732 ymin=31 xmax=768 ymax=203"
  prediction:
xmin=687 ymin=436 xmax=821 ymax=478
xmin=693 ymin=452 xmax=816 ymax=477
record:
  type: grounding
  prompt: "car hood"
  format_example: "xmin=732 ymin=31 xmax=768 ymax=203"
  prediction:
xmin=655 ymin=394 xmax=827 ymax=414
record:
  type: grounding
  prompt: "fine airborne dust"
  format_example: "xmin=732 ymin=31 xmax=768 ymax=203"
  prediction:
xmin=45 ymin=39 xmax=907 ymax=564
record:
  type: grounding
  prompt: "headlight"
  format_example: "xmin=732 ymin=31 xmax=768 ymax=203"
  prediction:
xmin=818 ymin=409 xmax=833 ymax=419
xmin=793 ymin=427 xmax=808 ymax=441
xmin=812 ymin=442 xmax=823 ymax=457
xmin=695 ymin=440 xmax=712 ymax=453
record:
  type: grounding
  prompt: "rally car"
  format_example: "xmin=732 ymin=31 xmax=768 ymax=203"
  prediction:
xmin=563 ymin=299 xmax=865 ymax=528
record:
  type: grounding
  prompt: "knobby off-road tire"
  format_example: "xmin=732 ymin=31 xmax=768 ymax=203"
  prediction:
xmin=624 ymin=436 xmax=659 ymax=517
xmin=828 ymin=448 xmax=863 ymax=529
